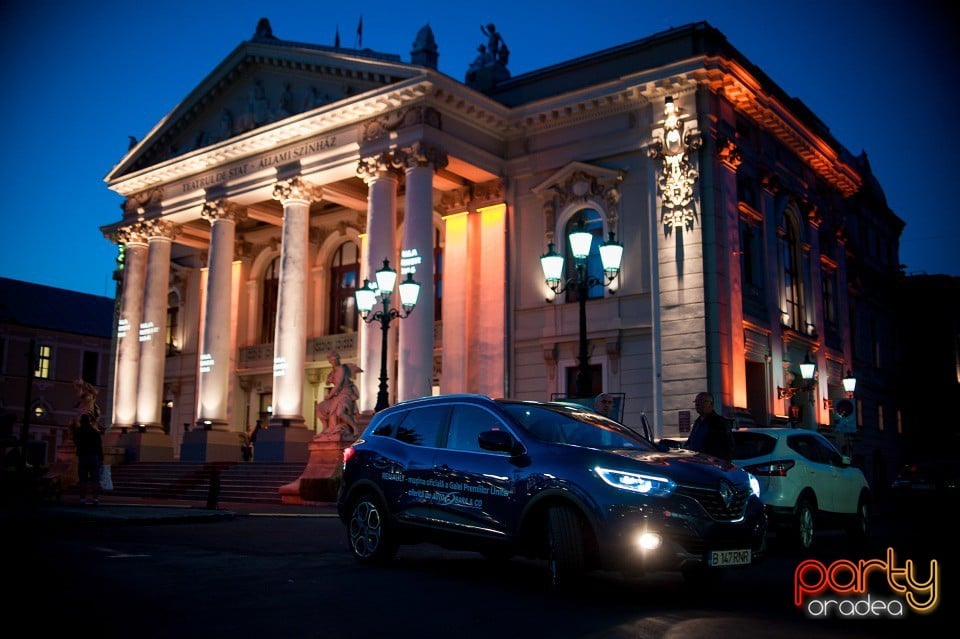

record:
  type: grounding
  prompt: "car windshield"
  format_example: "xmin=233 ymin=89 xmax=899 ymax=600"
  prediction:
xmin=499 ymin=402 xmax=658 ymax=451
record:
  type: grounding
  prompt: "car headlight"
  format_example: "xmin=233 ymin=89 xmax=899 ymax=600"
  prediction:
xmin=746 ymin=471 xmax=760 ymax=497
xmin=595 ymin=466 xmax=676 ymax=496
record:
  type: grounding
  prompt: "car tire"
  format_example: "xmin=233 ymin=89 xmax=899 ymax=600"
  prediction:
xmin=794 ymin=497 xmax=816 ymax=553
xmin=847 ymin=492 xmax=870 ymax=546
xmin=546 ymin=505 xmax=585 ymax=592
xmin=347 ymin=492 xmax=397 ymax=562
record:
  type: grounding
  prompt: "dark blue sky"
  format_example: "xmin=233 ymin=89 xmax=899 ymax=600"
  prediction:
xmin=1 ymin=0 xmax=956 ymax=298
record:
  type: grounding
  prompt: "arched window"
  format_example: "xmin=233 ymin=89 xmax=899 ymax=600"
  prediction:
xmin=329 ymin=242 xmax=359 ymax=334
xmin=260 ymin=256 xmax=280 ymax=343
xmin=781 ymin=214 xmax=802 ymax=331
xmin=564 ymin=208 xmax=605 ymax=303
xmin=166 ymin=290 xmax=180 ymax=354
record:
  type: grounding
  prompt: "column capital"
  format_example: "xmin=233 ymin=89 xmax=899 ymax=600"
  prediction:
xmin=394 ymin=141 xmax=449 ymax=172
xmin=201 ymin=199 xmax=247 ymax=224
xmin=112 ymin=223 xmax=150 ymax=246
xmin=142 ymin=218 xmax=180 ymax=240
xmin=356 ymin=151 xmax=404 ymax=184
xmin=273 ymin=177 xmax=323 ymax=204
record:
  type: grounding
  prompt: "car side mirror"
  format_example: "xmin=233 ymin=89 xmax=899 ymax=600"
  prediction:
xmin=478 ymin=429 xmax=519 ymax=454
xmin=840 ymin=455 xmax=851 ymax=467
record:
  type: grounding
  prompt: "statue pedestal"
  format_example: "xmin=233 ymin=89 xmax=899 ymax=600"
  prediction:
xmin=279 ymin=431 xmax=356 ymax=505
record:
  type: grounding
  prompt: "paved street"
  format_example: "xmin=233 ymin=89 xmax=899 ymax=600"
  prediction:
xmin=7 ymin=495 xmax=956 ymax=638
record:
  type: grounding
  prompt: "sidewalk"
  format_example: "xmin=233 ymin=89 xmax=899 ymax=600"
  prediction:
xmin=0 ymin=492 xmax=338 ymax=526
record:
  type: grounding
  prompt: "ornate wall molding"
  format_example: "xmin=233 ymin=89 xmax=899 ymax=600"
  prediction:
xmin=716 ymin=135 xmax=743 ymax=170
xmin=122 ymin=188 xmax=164 ymax=217
xmin=362 ymin=106 xmax=442 ymax=142
xmin=531 ymin=162 xmax=622 ymax=245
xmin=647 ymin=96 xmax=701 ymax=232
xmin=437 ymin=178 xmax=505 ymax=215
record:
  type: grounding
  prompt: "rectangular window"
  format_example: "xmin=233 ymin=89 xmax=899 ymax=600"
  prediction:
xmin=877 ymin=404 xmax=884 ymax=432
xmin=82 ymin=351 xmax=99 ymax=385
xmin=35 ymin=344 xmax=51 ymax=379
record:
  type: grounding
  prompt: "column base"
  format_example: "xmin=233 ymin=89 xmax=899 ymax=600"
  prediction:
xmin=117 ymin=431 xmax=175 ymax=462
xmin=180 ymin=429 xmax=243 ymax=462
xmin=253 ymin=426 xmax=314 ymax=462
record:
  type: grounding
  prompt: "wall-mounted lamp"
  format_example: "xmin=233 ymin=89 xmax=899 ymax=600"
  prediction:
xmin=842 ymin=369 xmax=857 ymax=395
xmin=777 ymin=352 xmax=817 ymax=400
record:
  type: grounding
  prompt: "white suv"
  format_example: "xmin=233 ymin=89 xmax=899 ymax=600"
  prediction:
xmin=732 ymin=428 xmax=870 ymax=552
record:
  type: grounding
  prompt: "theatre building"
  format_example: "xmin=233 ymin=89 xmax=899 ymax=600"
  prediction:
xmin=100 ymin=19 xmax=902 ymax=483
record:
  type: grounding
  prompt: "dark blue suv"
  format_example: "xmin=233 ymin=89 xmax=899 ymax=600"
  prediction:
xmin=337 ymin=394 xmax=767 ymax=589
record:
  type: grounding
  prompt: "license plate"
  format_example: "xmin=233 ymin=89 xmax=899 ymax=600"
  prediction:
xmin=709 ymin=549 xmax=751 ymax=567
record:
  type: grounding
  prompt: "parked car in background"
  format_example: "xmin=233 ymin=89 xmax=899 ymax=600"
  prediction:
xmin=337 ymin=394 xmax=768 ymax=590
xmin=891 ymin=459 xmax=960 ymax=511
xmin=731 ymin=428 xmax=870 ymax=553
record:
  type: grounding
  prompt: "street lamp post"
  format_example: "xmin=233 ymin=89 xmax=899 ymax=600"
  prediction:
xmin=540 ymin=215 xmax=623 ymax=398
xmin=355 ymin=258 xmax=421 ymax=412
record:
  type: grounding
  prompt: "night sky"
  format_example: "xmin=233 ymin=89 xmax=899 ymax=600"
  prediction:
xmin=1 ymin=0 xmax=956 ymax=298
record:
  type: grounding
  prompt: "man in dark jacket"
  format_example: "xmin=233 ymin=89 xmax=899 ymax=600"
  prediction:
xmin=74 ymin=412 xmax=103 ymax=504
xmin=685 ymin=392 xmax=735 ymax=461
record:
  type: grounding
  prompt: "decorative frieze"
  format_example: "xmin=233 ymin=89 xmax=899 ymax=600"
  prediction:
xmin=437 ymin=178 xmax=505 ymax=215
xmin=123 ymin=188 xmax=163 ymax=217
xmin=362 ymin=107 xmax=442 ymax=142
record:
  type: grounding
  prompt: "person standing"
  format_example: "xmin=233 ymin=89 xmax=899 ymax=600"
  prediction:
xmin=594 ymin=393 xmax=615 ymax=418
xmin=74 ymin=412 xmax=103 ymax=504
xmin=685 ymin=392 xmax=734 ymax=461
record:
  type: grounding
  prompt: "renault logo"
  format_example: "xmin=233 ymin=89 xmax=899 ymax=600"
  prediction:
xmin=718 ymin=480 xmax=735 ymax=509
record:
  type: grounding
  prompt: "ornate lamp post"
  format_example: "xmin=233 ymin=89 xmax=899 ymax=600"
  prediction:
xmin=355 ymin=258 xmax=421 ymax=412
xmin=540 ymin=216 xmax=623 ymax=398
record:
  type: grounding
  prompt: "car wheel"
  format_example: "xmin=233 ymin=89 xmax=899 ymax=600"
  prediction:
xmin=847 ymin=493 xmax=870 ymax=546
xmin=794 ymin=498 xmax=816 ymax=552
xmin=546 ymin=505 xmax=585 ymax=592
xmin=347 ymin=492 xmax=397 ymax=562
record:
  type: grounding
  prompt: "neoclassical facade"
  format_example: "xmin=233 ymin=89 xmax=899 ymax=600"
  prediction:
xmin=101 ymin=20 xmax=902 ymax=481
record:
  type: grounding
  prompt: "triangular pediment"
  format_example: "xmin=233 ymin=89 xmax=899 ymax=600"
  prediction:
xmin=109 ymin=23 xmax=421 ymax=182
xmin=531 ymin=161 xmax=623 ymax=196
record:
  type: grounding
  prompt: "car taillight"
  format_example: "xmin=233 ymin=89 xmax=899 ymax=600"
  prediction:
xmin=744 ymin=460 xmax=795 ymax=477
xmin=342 ymin=446 xmax=356 ymax=464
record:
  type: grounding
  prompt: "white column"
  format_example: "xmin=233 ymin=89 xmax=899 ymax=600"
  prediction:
xmin=135 ymin=219 xmax=177 ymax=431
xmin=356 ymin=153 xmax=400 ymax=412
xmin=398 ymin=143 xmax=446 ymax=401
xmin=441 ymin=209 xmax=469 ymax=394
xmin=111 ymin=224 xmax=149 ymax=429
xmin=196 ymin=199 xmax=244 ymax=431
xmin=270 ymin=177 xmax=321 ymax=428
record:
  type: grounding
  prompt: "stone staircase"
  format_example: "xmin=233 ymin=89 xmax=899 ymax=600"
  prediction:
xmin=82 ymin=461 xmax=309 ymax=505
